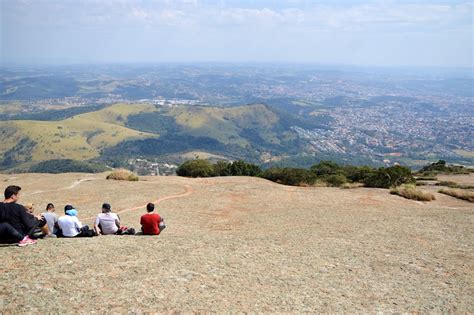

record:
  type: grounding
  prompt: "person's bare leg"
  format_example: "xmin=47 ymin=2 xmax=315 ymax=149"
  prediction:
xmin=41 ymin=225 xmax=56 ymax=237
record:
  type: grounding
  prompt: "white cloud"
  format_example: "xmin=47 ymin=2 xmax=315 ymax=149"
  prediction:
xmin=2 ymin=0 xmax=472 ymax=66
xmin=4 ymin=0 xmax=472 ymax=31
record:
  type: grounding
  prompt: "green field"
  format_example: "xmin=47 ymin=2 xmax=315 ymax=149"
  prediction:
xmin=0 ymin=103 xmax=158 ymax=169
xmin=0 ymin=103 xmax=307 ymax=170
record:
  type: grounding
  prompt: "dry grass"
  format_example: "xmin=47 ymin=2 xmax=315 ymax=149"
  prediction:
xmin=436 ymin=181 xmax=474 ymax=189
xmin=312 ymin=180 xmax=328 ymax=187
xmin=437 ymin=173 xmax=474 ymax=185
xmin=106 ymin=169 xmax=139 ymax=181
xmin=415 ymin=181 xmax=429 ymax=186
xmin=438 ymin=188 xmax=474 ymax=202
xmin=390 ymin=185 xmax=435 ymax=201
xmin=415 ymin=176 xmax=438 ymax=181
xmin=341 ymin=182 xmax=364 ymax=189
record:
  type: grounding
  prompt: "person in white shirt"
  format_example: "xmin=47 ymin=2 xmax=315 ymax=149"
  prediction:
xmin=94 ymin=203 xmax=121 ymax=235
xmin=57 ymin=205 xmax=93 ymax=237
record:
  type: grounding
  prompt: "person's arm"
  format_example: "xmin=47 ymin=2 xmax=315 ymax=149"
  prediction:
xmin=74 ymin=217 xmax=83 ymax=231
xmin=94 ymin=215 xmax=101 ymax=235
xmin=19 ymin=206 xmax=39 ymax=234
xmin=159 ymin=215 xmax=165 ymax=231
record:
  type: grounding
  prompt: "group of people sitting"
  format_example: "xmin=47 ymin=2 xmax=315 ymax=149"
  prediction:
xmin=0 ymin=185 xmax=166 ymax=247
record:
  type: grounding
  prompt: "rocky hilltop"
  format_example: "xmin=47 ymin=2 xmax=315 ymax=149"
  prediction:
xmin=1 ymin=173 xmax=473 ymax=312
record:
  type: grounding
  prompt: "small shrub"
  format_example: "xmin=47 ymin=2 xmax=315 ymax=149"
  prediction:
xmin=325 ymin=174 xmax=348 ymax=187
xmin=106 ymin=169 xmax=139 ymax=181
xmin=344 ymin=165 xmax=376 ymax=183
xmin=364 ymin=165 xmax=415 ymax=188
xmin=262 ymin=167 xmax=316 ymax=186
xmin=390 ymin=185 xmax=435 ymax=201
xmin=213 ymin=161 xmax=232 ymax=176
xmin=418 ymin=160 xmax=470 ymax=175
xmin=438 ymin=188 xmax=474 ymax=202
xmin=229 ymin=160 xmax=262 ymax=176
xmin=176 ymin=159 xmax=214 ymax=178
xmin=311 ymin=161 xmax=341 ymax=177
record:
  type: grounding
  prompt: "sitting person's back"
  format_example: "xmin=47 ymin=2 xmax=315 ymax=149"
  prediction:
xmin=94 ymin=203 xmax=120 ymax=235
xmin=58 ymin=205 xmax=82 ymax=237
xmin=140 ymin=203 xmax=163 ymax=235
xmin=42 ymin=203 xmax=59 ymax=235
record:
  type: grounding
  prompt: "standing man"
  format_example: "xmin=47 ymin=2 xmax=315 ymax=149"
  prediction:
xmin=0 ymin=185 xmax=39 ymax=246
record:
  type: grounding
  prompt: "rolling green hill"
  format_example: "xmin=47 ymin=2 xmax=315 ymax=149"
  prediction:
xmin=109 ymin=103 xmax=323 ymax=164
xmin=0 ymin=103 xmax=328 ymax=171
xmin=0 ymin=104 xmax=157 ymax=170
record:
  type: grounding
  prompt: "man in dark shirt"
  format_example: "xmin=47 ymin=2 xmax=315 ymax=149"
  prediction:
xmin=0 ymin=185 xmax=39 ymax=245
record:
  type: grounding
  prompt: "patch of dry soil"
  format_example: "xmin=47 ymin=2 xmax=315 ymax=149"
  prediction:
xmin=0 ymin=173 xmax=473 ymax=312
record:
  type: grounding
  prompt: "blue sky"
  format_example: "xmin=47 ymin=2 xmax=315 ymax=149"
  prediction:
xmin=1 ymin=0 xmax=472 ymax=67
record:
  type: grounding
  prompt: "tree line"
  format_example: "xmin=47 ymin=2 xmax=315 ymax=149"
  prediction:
xmin=176 ymin=159 xmax=416 ymax=188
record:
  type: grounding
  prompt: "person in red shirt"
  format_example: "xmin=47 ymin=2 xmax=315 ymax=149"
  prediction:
xmin=140 ymin=203 xmax=165 ymax=235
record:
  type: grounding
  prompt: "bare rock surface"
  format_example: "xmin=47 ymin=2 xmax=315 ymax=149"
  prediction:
xmin=0 ymin=173 xmax=473 ymax=313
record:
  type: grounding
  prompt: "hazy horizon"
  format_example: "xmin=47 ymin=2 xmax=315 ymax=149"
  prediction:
xmin=2 ymin=0 xmax=472 ymax=68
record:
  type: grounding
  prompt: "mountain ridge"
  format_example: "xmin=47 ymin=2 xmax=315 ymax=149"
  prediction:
xmin=0 ymin=102 xmax=327 ymax=171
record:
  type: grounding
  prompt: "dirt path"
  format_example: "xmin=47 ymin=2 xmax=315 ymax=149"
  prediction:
xmin=19 ymin=176 xmax=197 ymax=220
xmin=83 ymin=184 xmax=196 ymax=220
xmin=24 ymin=177 xmax=99 ymax=196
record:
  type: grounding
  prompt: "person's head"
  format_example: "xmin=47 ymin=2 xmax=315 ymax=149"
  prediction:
xmin=4 ymin=185 xmax=21 ymax=202
xmin=102 ymin=203 xmax=111 ymax=213
xmin=64 ymin=204 xmax=74 ymax=214
xmin=146 ymin=203 xmax=155 ymax=213
xmin=64 ymin=205 xmax=78 ymax=216
xmin=46 ymin=203 xmax=55 ymax=212
xmin=25 ymin=203 xmax=34 ymax=214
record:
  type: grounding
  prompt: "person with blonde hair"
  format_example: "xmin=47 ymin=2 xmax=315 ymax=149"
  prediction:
xmin=25 ymin=203 xmax=55 ymax=238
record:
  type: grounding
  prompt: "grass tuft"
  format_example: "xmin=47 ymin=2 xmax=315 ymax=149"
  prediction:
xmin=390 ymin=185 xmax=435 ymax=201
xmin=438 ymin=188 xmax=474 ymax=202
xmin=435 ymin=181 xmax=474 ymax=189
xmin=106 ymin=169 xmax=139 ymax=181
xmin=415 ymin=176 xmax=438 ymax=181
xmin=341 ymin=182 xmax=364 ymax=189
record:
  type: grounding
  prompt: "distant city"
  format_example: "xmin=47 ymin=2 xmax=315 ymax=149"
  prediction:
xmin=0 ymin=64 xmax=473 ymax=170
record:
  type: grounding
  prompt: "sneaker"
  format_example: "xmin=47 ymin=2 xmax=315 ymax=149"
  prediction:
xmin=18 ymin=236 xmax=37 ymax=247
xmin=44 ymin=233 xmax=57 ymax=238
